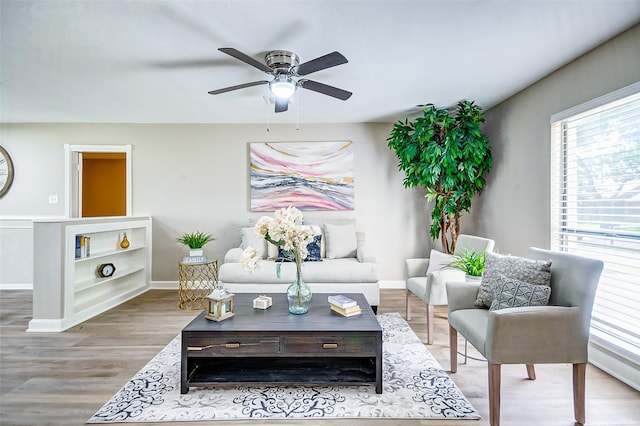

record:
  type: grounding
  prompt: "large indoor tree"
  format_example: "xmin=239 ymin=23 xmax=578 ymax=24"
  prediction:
xmin=387 ymin=100 xmax=493 ymax=254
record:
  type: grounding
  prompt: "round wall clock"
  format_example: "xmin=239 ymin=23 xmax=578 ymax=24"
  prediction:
xmin=0 ymin=146 xmax=14 ymax=198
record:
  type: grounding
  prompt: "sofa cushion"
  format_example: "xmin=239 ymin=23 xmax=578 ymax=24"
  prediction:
xmin=489 ymin=274 xmax=552 ymax=311
xmin=324 ymin=223 xmax=357 ymax=259
xmin=219 ymin=258 xmax=378 ymax=284
xmin=475 ymin=252 xmax=552 ymax=308
xmin=240 ymin=227 xmax=266 ymax=259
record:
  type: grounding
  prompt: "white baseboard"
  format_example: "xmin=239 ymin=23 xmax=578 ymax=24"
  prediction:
xmin=151 ymin=281 xmax=179 ymax=290
xmin=26 ymin=318 xmax=65 ymax=333
xmin=380 ymin=280 xmax=405 ymax=289
xmin=589 ymin=340 xmax=640 ymax=391
xmin=0 ymin=283 xmax=33 ymax=290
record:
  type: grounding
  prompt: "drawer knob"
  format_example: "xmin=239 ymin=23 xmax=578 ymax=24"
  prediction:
xmin=322 ymin=343 xmax=338 ymax=349
xmin=225 ymin=343 xmax=240 ymax=349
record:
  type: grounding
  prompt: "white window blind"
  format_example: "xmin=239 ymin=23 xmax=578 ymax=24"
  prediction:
xmin=551 ymin=83 xmax=640 ymax=364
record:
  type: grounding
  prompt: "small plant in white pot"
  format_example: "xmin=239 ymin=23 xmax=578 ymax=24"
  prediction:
xmin=446 ymin=249 xmax=487 ymax=281
xmin=177 ymin=231 xmax=215 ymax=257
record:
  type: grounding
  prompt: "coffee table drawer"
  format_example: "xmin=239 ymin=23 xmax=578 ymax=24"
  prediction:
xmin=284 ymin=335 xmax=377 ymax=354
xmin=186 ymin=336 xmax=280 ymax=355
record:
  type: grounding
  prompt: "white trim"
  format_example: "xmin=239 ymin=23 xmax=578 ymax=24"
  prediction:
xmin=151 ymin=281 xmax=179 ymax=290
xmin=0 ymin=283 xmax=33 ymax=290
xmin=589 ymin=340 xmax=640 ymax=391
xmin=550 ymin=81 xmax=640 ymax=122
xmin=380 ymin=280 xmax=406 ymax=289
xmin=26 ymin=319 xmax=66 ymax=333
xmin=0 ymin=215 xmax=65 ymax=221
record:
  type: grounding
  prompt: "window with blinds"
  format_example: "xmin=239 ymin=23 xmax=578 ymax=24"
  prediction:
xmin=550 ymin=82 xmax=640 ymax=365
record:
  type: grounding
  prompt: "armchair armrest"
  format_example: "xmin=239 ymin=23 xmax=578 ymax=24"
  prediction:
xmin=224 ymin=247 xmax=244 ymax=263
xmin=405 ymin=258 xmax=430 ymax=279
xmin=486 ymin=306 xmax=586 ymax=364
xmin=357 ymin=240 xmax=376 ymax=263
xmin=446 ymin=281 xmax=480 ymax=313
xmin=427 ymin=269 xmax=466 ymax=305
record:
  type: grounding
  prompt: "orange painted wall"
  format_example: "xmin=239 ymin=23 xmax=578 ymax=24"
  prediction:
xmin=82 ymin=153 xmax=126 ymax=217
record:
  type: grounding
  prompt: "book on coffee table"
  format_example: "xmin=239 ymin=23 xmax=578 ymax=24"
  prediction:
xmin=330 ymin=304 xmax=362 ymax=317
xmin=328 ymin=294 xmax=358 ymax=309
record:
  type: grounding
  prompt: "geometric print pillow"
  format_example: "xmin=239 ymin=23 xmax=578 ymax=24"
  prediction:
xmin=489 ymin=274 xmax=552 ymax=311
xmin=475 ymin=252 xmax=552 ymax=308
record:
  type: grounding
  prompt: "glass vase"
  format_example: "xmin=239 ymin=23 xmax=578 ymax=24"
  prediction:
xmin=287 ymin=270 xmax=312 ymax=315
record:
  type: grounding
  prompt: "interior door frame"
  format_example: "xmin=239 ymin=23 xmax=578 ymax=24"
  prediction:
xmin=64 ymin=144 xmax=132 ymax=218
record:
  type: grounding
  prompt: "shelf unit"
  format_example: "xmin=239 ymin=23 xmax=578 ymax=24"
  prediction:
xmin=29 ymin=216 xmax=152 ymax=332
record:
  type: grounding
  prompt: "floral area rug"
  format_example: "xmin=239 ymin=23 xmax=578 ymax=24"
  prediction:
xmin=88 ymin=312 xmax=479 ymax=422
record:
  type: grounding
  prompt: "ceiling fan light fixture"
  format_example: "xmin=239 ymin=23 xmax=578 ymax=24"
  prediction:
xmin=270 ymin=75 xmax=296 ymax=99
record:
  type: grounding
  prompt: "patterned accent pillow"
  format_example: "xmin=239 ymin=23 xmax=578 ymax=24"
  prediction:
xmin=489 ymin=274 xmax=552 ymax=311
xmin=277 ymin=235 xmax=323 ymax=262
xmin=305 ymin=235 xmax=322 ymax=262
xmin=475 ymin=252 xmax=552 ymax=308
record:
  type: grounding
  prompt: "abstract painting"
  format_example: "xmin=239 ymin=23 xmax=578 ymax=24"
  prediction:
xmin=250 ymin=141 xmax=354 ymax=211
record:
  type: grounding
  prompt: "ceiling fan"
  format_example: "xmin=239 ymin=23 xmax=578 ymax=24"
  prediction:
xmin=208 ymin=48 xmax=352 ymax=113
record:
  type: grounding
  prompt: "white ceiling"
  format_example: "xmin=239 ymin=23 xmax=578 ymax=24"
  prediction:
xmin=1 ymin=0 xmax=639 ymax=124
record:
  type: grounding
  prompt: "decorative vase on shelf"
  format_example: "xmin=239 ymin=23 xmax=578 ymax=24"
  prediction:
xmin=120 ymin=232 xmax=130 ymax=249
xmin=287 ymin=263 xmax=312 ymax=314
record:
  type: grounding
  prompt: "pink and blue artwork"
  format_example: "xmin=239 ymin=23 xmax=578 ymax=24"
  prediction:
xmin=250 ymin=141 xmax=354 ymax=211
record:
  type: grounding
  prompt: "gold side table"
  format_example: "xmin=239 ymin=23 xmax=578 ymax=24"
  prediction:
xmin=178 ymin=260 xmax=218 ymax=310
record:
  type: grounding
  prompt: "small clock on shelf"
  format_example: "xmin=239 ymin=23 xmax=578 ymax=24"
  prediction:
xmin=0 ymin=146 xmax=14 ymax=198
xmin=97 ymin=263 xmax=116 ymax=278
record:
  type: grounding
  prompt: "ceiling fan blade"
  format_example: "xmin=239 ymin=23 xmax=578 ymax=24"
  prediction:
xmin=298 ymin=79 xmax=352 ymax=101
xmin=218 ymin=48 xmax=273 ymax=74
xmin=208 ymin=80 xmax=268 ymax=95
xmin=275 ymin=97 xmax=289 ymax=113
xmin=295 ymin=51 xmax=348 ymax=76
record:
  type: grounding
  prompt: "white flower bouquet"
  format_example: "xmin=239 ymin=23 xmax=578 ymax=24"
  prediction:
xmin=241 ymin=206 xmax=315 ymax=274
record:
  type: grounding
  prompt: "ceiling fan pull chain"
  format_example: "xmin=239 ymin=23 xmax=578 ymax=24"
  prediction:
xmin=266 ymin=89 xmax=271 ymax=132
xmin=296 ymin=89 xmax=300 ymax=131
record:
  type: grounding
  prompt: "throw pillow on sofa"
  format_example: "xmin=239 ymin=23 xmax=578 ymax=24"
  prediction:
xmin=276 ymin=235 xmax=323 ymax=262
xmin=489 ymin=274 xmax=552 ymax=311
xmin=240 ymin=227 xmax=267 ymax=259
xmin=475 ymin=252 xmax=552 ymax=308
xmin=324 ymin=223 xmax=357 ymax=259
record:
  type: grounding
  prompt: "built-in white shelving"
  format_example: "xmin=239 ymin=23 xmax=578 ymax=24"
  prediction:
xmin=29 ymin=216 xmax=152 ymax=332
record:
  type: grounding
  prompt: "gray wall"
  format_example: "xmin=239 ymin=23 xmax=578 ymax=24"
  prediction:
xmin=472 ymin=23 xmax=640 ymax=256
xmin=0 ymin=123 xmax=431 ymax=284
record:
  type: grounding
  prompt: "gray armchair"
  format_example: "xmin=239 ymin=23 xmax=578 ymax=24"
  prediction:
xmin=446 ymin=247 xmax=603 ymax=426
xmin=405 ymin=234 xmax=495 ymax=344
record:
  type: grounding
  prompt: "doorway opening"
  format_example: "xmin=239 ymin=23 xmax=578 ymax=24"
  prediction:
xmin=65 ymin=144 xmax=132 ymax=218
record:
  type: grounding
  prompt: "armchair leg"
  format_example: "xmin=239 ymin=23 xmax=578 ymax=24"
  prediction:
xmin=488 ymin=363 xmax=501 ymax=426
xmin=405 ymin=290 xmax=411 ymax=320
xmin=449 ymin=325 xmax=457 ymax=373
xmin=573 ymin=363 xmax=586 ymax=425
xmin=426 ymin=304 xmax=434 ymax=345
xmin=526 ymin=364 xmax=536 ymax=380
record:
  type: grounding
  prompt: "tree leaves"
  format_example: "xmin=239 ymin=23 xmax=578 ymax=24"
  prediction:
xmin=387 ymin=100 xmax=493 ymax=253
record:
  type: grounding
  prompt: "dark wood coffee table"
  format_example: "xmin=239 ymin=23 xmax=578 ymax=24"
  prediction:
xmin=181 ymin=293 xmax=382 ymax=394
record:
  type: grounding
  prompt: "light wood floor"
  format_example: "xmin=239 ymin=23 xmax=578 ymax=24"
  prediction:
xmin=1 ymin=289 xmax=638 ymax=426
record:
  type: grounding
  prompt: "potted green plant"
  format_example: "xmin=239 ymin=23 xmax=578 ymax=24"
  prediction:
xmin=446 ymin=249 xmax=487 ymax=281
xmin=387 ymin=100 xmax=492 ymax=254
xmin=176 ymin=231 xmax=215 ymax=257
